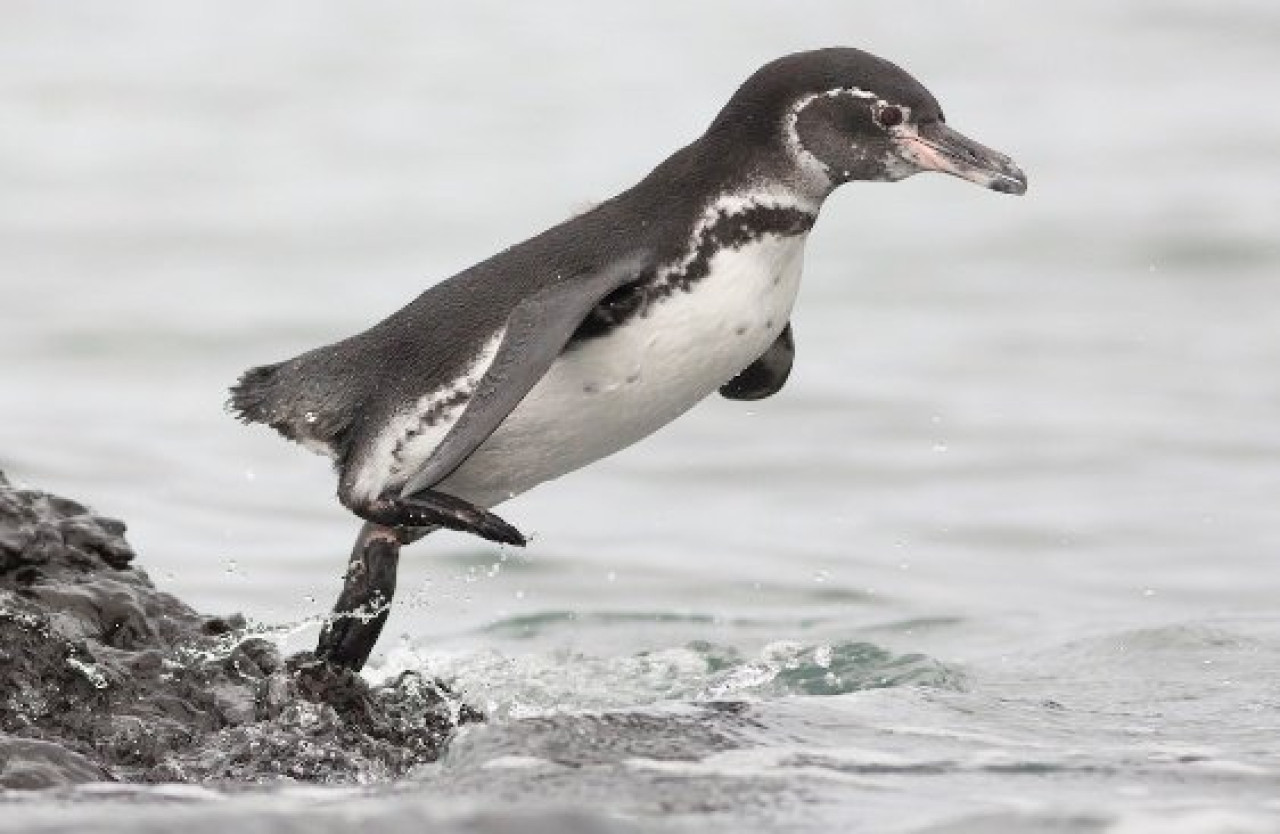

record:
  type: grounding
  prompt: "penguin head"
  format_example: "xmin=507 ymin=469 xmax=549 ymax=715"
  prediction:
xmin=709 ymin=48 xmax=1027 ymax=197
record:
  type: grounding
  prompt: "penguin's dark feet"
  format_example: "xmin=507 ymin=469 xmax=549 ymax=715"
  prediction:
xmin=316 ymin=523 xmax=401 ymax=671
xmin=360 ymin=492 xmax=526 ymax=547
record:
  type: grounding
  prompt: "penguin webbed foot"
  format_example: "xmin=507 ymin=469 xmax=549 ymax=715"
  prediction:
xmin=360 ymin=492 xmax=526 ymax=547
xmin=316 ymin=524 xmax=401 ymax=671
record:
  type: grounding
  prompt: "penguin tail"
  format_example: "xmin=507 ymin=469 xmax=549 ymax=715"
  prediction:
xmin=227 ymin=359 xmax=350 ymax=459
xmin=227 ymin=362 xmax=286 ymax=427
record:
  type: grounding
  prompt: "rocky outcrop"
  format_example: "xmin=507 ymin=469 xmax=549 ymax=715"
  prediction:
xmin=0 ymin=470 xmax=477 ymax=789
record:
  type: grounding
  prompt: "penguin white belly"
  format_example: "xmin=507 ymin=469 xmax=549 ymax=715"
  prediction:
xmin=438 ymin=233 xmax=808 ymax=507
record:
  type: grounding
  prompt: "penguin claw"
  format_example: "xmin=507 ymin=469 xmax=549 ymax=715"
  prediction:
xmin=403 ymin=494 xmax=527 ymax=546
xmin=466 ymin=512 xmax=526 ymax=547
xmin=358 ymin=493 xmax=527 ymax=547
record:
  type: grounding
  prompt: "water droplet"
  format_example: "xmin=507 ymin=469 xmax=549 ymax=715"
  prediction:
xmin=812 ymin=570 xmax=829 ymax=583
xmin=244 ymin=469 xmax=256 ymax=481
xmin=813 ymin=644 xmax=833 ymax=668
xmin=66 ymin=657 xmax=109 ymax=690
xmin=606 ymin=571 xmax=617 ymax=582
xmin=931 ymin=442 xmax=948 ymax=453
xmin=514 ymin=589 xmax=525 ymax=600
xmin=304 ymin=411 xmax=318 ymax=424
xmin=1142 ymin=588 xmax=1156 ymax=597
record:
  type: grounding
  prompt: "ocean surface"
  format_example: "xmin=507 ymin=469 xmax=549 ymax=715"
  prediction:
xmin=3 ymin=1 xmax=1279 ymax=831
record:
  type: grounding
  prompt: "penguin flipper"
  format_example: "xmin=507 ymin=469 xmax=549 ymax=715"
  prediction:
xmin=720 ymin=321 xmax=795 ymax=401
xmin=399 ymin=250 xmax=653 ymax=497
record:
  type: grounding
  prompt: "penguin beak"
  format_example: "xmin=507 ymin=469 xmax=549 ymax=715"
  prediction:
xmin=897 ymin=121 xmax=1027 ymax=195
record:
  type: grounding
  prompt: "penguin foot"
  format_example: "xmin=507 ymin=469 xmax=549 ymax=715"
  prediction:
xmin=316 ymin=523 xmax=401 ymax=671
xmin=360 ymin=492 xmax=526 ymax=547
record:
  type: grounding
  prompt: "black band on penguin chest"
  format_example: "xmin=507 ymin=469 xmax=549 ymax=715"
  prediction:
xmin=571 ymin=203 xmax=816 ymax=343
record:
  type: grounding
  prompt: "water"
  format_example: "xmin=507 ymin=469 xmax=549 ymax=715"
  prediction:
xmin=2 ymin=0 xmax=1279 ymax=830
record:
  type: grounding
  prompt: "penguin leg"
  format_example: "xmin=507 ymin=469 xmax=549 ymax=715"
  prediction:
xmin=315 ymin=522 xmax=410 ymax=670
xmin=355 ymin=491 xmax=526 ymax=547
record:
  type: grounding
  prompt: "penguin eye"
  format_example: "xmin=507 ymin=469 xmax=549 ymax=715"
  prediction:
xmin=876 ymin=106 xmax=903 ymax=128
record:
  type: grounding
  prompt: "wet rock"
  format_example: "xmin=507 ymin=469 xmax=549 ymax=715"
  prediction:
xmin=0 ymin=736 xmax=112 ymax=789
xmin=0 ymin=470 xmax=479 ymax=789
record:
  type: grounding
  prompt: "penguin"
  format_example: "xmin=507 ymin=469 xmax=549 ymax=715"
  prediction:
xmin=229 ymin=47 xmax=1027 ymax=670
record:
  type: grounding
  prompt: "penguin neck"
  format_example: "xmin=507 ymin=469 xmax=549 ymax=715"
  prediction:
xmin=661 ymin=141 xmax=830 ymax=220
xmin=691 ymin=114 xmax=839 ymax=210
